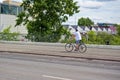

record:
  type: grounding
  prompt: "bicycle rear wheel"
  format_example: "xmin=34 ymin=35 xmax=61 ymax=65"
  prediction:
xmin=65 ymin=43 xmax=74 ymax=52
xmin=78 ymin=44 xmax=87 ymax=53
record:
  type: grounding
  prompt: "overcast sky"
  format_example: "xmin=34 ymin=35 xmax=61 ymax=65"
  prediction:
xmin=0 ymin=0 xmax=120 ymax=25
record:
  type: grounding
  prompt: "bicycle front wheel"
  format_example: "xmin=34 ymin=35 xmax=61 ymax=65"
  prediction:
xmin=65 ymin=43 xmax=74 ymax=52
xmin=78 ymin=44 xmax=87 ymax=53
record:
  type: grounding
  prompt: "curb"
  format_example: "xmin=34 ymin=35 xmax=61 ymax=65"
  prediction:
xmin=0 ymin=50 xmax=120 ymax=62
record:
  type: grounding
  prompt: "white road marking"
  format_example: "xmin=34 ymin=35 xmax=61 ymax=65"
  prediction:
xmin=42 ymin=75 xmax=72 ymax=80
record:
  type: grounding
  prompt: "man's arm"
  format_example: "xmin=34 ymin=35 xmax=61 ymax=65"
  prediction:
xmin=71 ymin=34 xmax=75 ymax=40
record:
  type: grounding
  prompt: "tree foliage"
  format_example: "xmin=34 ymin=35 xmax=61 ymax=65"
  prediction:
xmin=15 ymin=0 xmax=79 ymax=42
xmin=116 ymin=24 xmax=120 ymax=36
xmin=78 ymin=17 xmax=94 ymax=26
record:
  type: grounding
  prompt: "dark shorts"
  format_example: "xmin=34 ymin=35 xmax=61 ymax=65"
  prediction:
xmin=76 ymin=40 xmax=81 ymax=44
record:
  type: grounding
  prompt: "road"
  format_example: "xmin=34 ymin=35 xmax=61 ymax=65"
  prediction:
xmin=0 ymin=52 xmax=120 ymax=80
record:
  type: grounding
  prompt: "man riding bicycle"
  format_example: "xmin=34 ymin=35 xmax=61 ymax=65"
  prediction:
xmin=71 ymin=28 xmax=82 ymax=51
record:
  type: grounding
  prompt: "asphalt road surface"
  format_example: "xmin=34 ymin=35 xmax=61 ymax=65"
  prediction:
xmin=0 ymin=52 xmax=120 ymax=80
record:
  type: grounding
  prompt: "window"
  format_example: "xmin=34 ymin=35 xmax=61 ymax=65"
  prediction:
xmin=9 ymin=5 xmax=17 ymax=15
xmin=18 ymin=6 xmax=23 ymax=15
xmin=1 ymin=4 xmax=9 ymax=14
xmin=0 ymin=3 xmax=23 ymax=15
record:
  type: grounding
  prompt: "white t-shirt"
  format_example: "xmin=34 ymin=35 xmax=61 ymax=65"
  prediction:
xmin=74 ymin=31 xmax=82 ymax=40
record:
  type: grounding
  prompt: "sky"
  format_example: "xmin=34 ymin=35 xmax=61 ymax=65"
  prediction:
xmin=0 ymin=0 xmax=120 ymax=25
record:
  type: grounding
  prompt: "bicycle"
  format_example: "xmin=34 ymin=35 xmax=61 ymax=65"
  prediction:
xmin=65 ymin=40 xmax=87 ymax=53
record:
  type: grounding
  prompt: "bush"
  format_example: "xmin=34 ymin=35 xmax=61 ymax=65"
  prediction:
xmin=96 ymin=32 xmax=112 ymax=45
xmin=87 ymin=31 xmax=97 ymax=44
xmin=86 ymin=31 xmax=120 ymax=45
xmin=0 ymin=26 xmax=19 ymax=41
xmin=111 ymin=35 xmax=120 ymax=45
xmin=61 ymin=30 xmax=120 ymax=45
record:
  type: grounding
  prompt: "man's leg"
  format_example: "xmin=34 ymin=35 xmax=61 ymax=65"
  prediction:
xmin=75 ymin=40 xmax=79 ymax=51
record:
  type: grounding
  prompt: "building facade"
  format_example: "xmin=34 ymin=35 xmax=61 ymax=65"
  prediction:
xmin=0 ymin=0 xmax=27 ymax=34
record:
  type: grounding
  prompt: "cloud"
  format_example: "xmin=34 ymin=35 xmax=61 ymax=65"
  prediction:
xmin=75 ymin=0 xmax=118 ymax=9
xmin=0 ymin=0 xmax=2 ymax=2
xmin=79 ymin=1 xmax=104 ymax=9
xmin=95 ymin=0 xmax=118 ymax=2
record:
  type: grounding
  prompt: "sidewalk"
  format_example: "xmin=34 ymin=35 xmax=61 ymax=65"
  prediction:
xmin=0 ymin=41 xmax=120 ymax=62
xmin=1 ymin=41 xmax=120 ymax=49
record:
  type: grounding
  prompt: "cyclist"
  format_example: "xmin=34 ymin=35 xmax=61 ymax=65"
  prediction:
xmin=71 ymin=28 xmax=82 ymax=51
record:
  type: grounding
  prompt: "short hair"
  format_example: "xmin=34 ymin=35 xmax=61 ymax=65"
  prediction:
xmin=75 ymin=28 xmax=78 ymax=31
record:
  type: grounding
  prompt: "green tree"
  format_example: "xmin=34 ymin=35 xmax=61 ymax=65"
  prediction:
xmin=116 ymin=24 xmax=120 ymax=36
xmin=78 ymin=17 xmax=94 ymax=26
xmin=15 ymin=0 xmax=79 ymax=42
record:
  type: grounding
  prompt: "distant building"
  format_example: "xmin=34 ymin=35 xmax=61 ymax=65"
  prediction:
xmin=97 ymin=23 xmax=117 ymax=34
xmin=63 ymin=23 xmax=117 ymax=34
